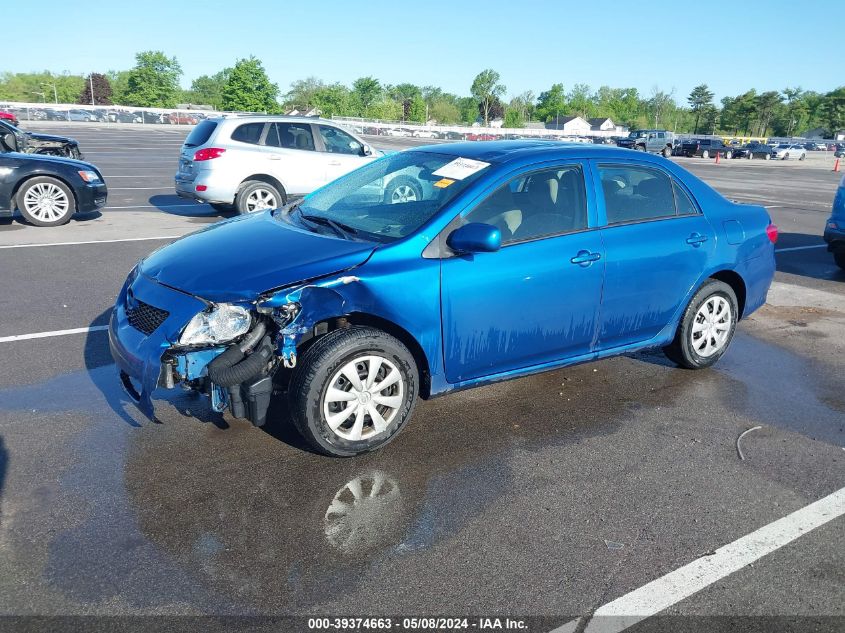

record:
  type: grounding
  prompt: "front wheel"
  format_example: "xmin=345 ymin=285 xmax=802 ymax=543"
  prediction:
xmin=702 ymin=150 xmax=710 ymax=159
xmin=782 ymin=153 xmax=789 ymax=160
xmin=288 ymin=326 xmax=419 ymax=457
xmin=17 ymin=177 xmax=76 ymax=227
xmin=724 ymin=151 xmax=732 ymax=159
xmin=235 ymin=180 xmax=285 ymax=214
xmin=764 ymin=153 xmax=771 ymax=160
xmin=799 ymin=153 xmax=805 ymax=161
xmin=663 ymin=280 xmax=738 ymax=369
xmin=662 ymin=146 xmax=672 ymax=158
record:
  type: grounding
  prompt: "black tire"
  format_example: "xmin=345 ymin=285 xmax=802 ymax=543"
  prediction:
xmin=384 ymin=176 xmax=423 ymax=204
xmin=764 ymin=153 xmax=771 ymax=160
xmin=662 ymin=146 xmax=672 ymax=158
xmin=663 ymin=280 xmax=739 ymax=370
xmin=235 ymin=180 xmax=286 ymax=214
xmin=288 ymin=326 xmax=419 ymax=457
xmin=799 ymin=153 xmax=805 ymax=161
xmin=16 ymin=176 xmax=76 ymax=227
xmin=210 ymin=202 xmax=235 ymax=212
xmin=635 ymin=144 xmax=646 ymax=151
xmin=724 ymin=151 xmax=732 ymax=160
xmin=702 ymin=150 xmax=710 ymax=159
xmin=834 ymin=251 xmax=845 ymax=270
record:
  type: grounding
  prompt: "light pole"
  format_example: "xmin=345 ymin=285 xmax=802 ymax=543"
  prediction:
xmin=31 ymin=91 xmax=46 ymax=103
xmin=89 ymin=73 xmax=95 ymax=107
xmin=41 ymin=82 xmax=58 ymax=104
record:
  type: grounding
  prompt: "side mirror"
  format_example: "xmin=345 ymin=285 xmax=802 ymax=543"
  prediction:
xmin=447 ymin=222 xmax=501 ymax=254
xmin=362 ymin=144 xmax=373 ymax=156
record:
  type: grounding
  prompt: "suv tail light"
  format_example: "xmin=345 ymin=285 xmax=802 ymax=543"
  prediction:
xmin=193 ymin=147 xmax=226 ymax=161
xmin=766 ymin=223 xmax=779 ymax=243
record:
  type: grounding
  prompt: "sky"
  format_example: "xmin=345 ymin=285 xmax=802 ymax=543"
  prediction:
xmin=8 ymin=0 xmax=838 ymax=103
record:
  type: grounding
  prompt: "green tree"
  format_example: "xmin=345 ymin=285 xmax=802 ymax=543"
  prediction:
xmin=754 ymin=91 xmax=782 ymax=136
xmin=77 ymin=73 xmax=113 ymax=106
xmin=408 ymin=96 xmax=427 ymax=123
xmin=504 ymin=108 xmax=525 ymax=128
xmin=187 ymin=69 xmax=231 ymax=109
xmin=311 ymin=83 xmax=352 ymax=118
xmin=470 ymin=69 xmax=506 ymax=126
xmin=352 ymin=76 xmax=382 ymax=116
xmin=368 ymin=98 xmax=403 ymax=120
xmin=221 ymin=57 xmax=279 ymax=112
xmin=536 ymin=83 xmax=567 ymax=122
xmin=780 ymin=87 xmax=807 ymax=137
xmin=687 ymin=84 xmax=714 ymax=134
xmin=121 ymin=51 xmax=182 ymax=108
xmin=457 ymin=96 xmax=478 ymax=123
xmin=430 ymin=99 xmax=460 ymax=124
xmin=822 ymin=87 xmax=845 ymax=136
xmin=568 ymin=83 xmax=592 ymax=119
xmin=284 ymin=76 xmax=325 ymax=109
xmin=648 ymin=87 xmax=676 ymax=128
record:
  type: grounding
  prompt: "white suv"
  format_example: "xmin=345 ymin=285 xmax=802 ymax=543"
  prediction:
xmin=175 ymin=116 xmax=381 ymax=214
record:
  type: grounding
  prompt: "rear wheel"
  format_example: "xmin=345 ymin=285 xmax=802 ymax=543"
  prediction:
xmin=235 ymin=180 xmax=285 ymax=214
xmin=663 ymin=280 xmax=738 ymax=369
xmin=662 ymin=146 xmax=672 ymax=158
xmin=834 ymin=251 xmax=845 ymax=270
xmin=782 ymin=153 xmax=789 ymax=160
xmin=384 ymin=176 xmax=423 ymax=204
xmin=288 ymin=326 xmax=419 ymax=457
xmin=799 ymin=153 xmax=805 ymax=161
xmin=764 ymin=153 xmax=771 ymax=160
xmin=724 ymin=150 xmax=732 ymax=159
xmin=16 ymin=177 xmax=76 ymax=227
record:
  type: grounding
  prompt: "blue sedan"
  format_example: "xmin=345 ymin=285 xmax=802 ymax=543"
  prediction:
xmin=109 ymin=141 xmax=777 ymax=456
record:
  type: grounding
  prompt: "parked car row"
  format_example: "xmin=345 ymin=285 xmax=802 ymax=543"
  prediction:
xmin=3 ymin=106 xmax=209 ymax=125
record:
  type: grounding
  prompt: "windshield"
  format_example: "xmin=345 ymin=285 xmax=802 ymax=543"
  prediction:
xmin=629 ymin=131 xmax=647 ymax=138
xmin=285 ymin=151 xmax=493 ymax=241
xmin=776 ymin=144 xmax=789 ymax=149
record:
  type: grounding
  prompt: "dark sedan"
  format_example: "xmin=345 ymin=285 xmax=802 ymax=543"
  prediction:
xmin=732 ymin=143 xmax=774 ymax=160
xmin=0 ymin=150 xmax=107 ymax=226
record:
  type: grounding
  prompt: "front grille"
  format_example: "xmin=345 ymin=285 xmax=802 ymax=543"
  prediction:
xmin=127 ymin=300 xmax=169 ymax=335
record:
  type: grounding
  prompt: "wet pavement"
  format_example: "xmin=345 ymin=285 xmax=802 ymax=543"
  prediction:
xmin=0 ymin=126 xmax=843 ymax=628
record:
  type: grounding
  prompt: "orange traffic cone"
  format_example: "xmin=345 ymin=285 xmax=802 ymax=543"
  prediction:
xmin=834 ymin=157 xmax=841 ymax=173
xmin=715 ymin=151 xmax=720 ymax=164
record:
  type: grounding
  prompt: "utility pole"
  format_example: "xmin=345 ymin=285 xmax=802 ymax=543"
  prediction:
xmin=90 ymin=74 xmax=95 ymax=106
xmin=42 ymin=82 xmax=58 ymax=104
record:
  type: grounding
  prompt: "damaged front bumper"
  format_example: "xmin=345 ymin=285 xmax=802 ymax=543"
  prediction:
xmin=109 ymin=266 xmax=363 ymax=426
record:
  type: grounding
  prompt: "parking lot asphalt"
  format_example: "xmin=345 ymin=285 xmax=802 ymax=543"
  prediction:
xmin=0 ymin=124 xmax=843 ymax=630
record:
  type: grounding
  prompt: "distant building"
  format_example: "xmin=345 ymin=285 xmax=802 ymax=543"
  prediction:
xmin=545 ymin=115 xmax=592 ymax=136
xmin=588 ymin=117 xmax=615 ymax=131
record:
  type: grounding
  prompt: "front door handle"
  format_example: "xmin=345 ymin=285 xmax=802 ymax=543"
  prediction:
xmin=686 ymin=232 xmax=708 ymax=247
xmin=570 ymin=250 xmax=602 ymax=267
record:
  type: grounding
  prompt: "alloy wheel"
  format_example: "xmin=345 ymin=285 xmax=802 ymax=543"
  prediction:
xmin=23 ymin=182 xmax=70 ymax=222
xmin=390 ymin=185 xmax=418 ymax=204
xmin=245 ymin=188 xmax=277 ymax=212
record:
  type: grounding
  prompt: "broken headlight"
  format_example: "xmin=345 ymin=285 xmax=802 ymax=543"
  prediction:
xmin=179 ymin=304 xmax=251 ymax=346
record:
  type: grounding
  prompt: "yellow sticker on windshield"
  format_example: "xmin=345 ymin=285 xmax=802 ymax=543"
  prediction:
xmin=434 ymin=178 xmax=455 ymax=188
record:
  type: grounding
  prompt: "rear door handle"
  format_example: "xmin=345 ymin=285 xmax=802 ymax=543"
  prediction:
xmin=570 ymin=250 xmax=602 ymax=266
xmin=686 ymin=233 xmax=708 ymax=246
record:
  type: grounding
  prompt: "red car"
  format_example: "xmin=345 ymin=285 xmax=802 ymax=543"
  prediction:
xmin=0 ymin=110 xmax=19 ymax=127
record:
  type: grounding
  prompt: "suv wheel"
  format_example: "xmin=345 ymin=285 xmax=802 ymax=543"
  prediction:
xmin=288 ymin=326 xmax=419 ymax=457
xmin=384 ymin=176 xmax=423 ymax=204
xmin=663 ymin=280 xmax=738 ymax=369
xmin=17 ymin=177 xmax=76 ymax=227
xmin=702 ymin=150 xmax=710 ymax=159
xmin=662 ymin=146 xmax=672 ymax=158
xmin=236 ymin=180 xmax=285 ymax=214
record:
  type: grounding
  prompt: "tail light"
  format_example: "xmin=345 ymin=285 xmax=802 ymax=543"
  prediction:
xmin=193 ymin=147 xmax=226 ymax=161
xmin=766 ymin=223 xmax=779 ymax=243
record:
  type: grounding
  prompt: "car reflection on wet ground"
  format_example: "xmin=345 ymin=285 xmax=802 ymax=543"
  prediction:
xmin=0 ymin=326 xmax=842 ymax=617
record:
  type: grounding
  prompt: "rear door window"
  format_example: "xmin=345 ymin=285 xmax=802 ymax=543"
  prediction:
xmin=268 ymin=122 xmax=316 ymax=151
xmin=184 ymin=120 xmax=217 ymax=147
xmin=230 ymin=122 xmax=265 ymax=145
xmin=599 ymin=165 xmax=676 ymax=224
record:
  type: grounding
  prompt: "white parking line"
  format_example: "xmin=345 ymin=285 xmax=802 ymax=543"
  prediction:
xmin=551 ymin=486 xmax=845 ymax=633
xmin=0 ymin=235 xmax=179 ymax=249
xmin=0 ymin=325 xmax=109 ymax=343
xmin=775 ymin=244 xmax=828 ymax=253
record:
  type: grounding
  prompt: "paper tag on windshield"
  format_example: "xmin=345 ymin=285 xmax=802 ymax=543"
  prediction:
xmin=432 ymin=157 xmax=490 ymax=180
xmin=433 ymin=178 xmax=455 ymax=188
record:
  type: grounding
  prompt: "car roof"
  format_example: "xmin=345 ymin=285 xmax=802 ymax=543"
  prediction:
xmin=208 ymin=114 xmax=336 ymax=125
xmin=412 ymin=139 xmax=655 ymax=163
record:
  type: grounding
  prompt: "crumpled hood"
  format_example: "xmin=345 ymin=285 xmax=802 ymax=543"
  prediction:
xmin=139 ymin=212 xmax=376 ymax=302
xmin=27 ymin=131 xmax=78 ymax=146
